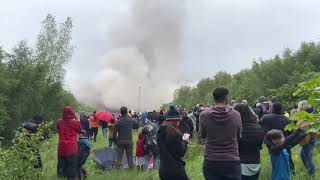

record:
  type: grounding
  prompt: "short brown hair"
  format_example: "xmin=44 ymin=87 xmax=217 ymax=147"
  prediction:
xmin=265 ymin=129 xmax=283 ymax=142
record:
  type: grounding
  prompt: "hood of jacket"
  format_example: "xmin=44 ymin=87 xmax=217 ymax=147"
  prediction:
xmin=63 ymin=106 xmax=76 ymax=120
xmin=204 ymin=105 xmax=234 ymax=123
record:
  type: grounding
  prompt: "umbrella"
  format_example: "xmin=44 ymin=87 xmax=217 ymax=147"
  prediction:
xmin=93 ymin=148 xmax=129 ymax=169
xmin=96 ymin=110 xmax=112 ymax=122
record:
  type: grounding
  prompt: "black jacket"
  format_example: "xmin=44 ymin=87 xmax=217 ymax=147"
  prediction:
xmin=259 ymin=113 xmax=291 ymax=137
xmin=157 ymin=126 xmax=189 ymax=180
xmin=80 ymin=114 xmax=90 ymax=133
xmin=238 ymin=122 xmax=265 ymax=164
xmin=113 ymin=115 xmax=139 ymax=143
xmin=157 ymin=115 xmax=166 ymax=126
xmin=265 ymin=128 xmax=305 ymax=156
xmin=179 ymin=117 xmax=194 ymax=135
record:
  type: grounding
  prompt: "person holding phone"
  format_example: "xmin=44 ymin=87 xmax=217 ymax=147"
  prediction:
xmin=157 ymin=105 xmax=190 ymax=180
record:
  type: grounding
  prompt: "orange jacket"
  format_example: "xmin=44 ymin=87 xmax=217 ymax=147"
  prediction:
xmin=89 ymin=116 xmax=99 ymax=128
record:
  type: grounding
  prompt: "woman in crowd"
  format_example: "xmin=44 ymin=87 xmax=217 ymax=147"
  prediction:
xmin=157 ymin=105 xmax=190 ymax=180
xmin=235 ymin=103 xmax=265 ymax=180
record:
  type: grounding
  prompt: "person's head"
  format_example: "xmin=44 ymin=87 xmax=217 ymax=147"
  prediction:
xmin=259 ymin=96 xmax=267 ymax=103
xmin=298 ymin=100 xmax=309 ymax=112
xmin=241 ymin=100 xmax=248 ymax=104
xmin=266 ymin=129 xmax=285 ymax=145
xmin=120 ymin=107 xmax=128 ymax=116
xmin=272 ymin=102 xmax=283 ymax=114
xmin=110 ymin=118 xmax=115 ymax=123
xmin=196 ymin=104 xmax=204 ymax=113
xmin=79 ymin=131 xmax=88 ymax=139
xmin=234 ymin=103 xmax=257 ymax=124
xmin=213 ymin=87 xmax=229 ymax=104
xmin=32 ymin=115 xmax=43 ymax=124
xmin=271 ymin=96 xmax=277 ymax=103
xmin=63 ymin=106 xmax=76 ymax=120
xmin=182 ymin=111 xmax=188 ymax=119
xmin=160 ymin=110 xmax=164 ymax=115
xmin=165 ymin=105 xmax=182 ymax=126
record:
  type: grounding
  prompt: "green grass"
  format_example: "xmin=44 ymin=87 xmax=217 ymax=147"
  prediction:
xmin=40 ymin=129 xmax=320 ymax=180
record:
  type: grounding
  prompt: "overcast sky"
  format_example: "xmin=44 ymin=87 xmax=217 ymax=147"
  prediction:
xmin=1 ymin=0 xmax=320 ymax=90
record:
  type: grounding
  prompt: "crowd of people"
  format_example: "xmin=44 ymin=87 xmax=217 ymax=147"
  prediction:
xmin=53 ymin=87 xmax=318 ymax=180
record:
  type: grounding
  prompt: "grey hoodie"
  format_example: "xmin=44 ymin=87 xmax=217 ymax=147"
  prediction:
xmin=199 ymin=105 xmax=242 ymax=161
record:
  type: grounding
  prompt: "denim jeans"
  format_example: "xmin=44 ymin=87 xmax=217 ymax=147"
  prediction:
xmin=109 ymin=138 xmax=114 ymax=148
xmin=300 ymin=138 xmax=316 ymax=175
xmin=102 ymin=128 xmax=108 ymax=139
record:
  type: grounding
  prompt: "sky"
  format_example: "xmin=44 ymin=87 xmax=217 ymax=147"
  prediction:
xmin=1 ymin=0 xmax=320 ymax=108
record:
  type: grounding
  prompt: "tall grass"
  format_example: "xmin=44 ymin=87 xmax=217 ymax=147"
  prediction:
xmin=41 ymin=129 xmax=320 ymax=180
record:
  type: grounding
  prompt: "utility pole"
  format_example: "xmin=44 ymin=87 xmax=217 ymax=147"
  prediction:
xmin=138 ymin=86 xmax=141 ymax=112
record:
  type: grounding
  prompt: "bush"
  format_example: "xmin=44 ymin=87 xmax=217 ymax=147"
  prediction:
xmin=0 ymin=121 xmax=55 ymax=179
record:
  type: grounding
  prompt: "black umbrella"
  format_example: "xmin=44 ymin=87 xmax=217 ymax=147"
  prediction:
xmin=92 ymin=148 xmax=129 ymax=170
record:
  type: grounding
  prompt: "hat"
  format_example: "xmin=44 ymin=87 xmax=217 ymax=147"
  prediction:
xmin=166 ymin=105 xmax=182 ymax=122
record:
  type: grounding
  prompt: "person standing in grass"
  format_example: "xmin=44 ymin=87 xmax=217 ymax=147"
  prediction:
xmin=108 ymin=118 xmax=115 ymax=148
xmin=264 ymin=125 xmax=307 ymax=180
xmin=100 ymin=120 xmax=108 ymax=140
xmin=157 ymin=105 xmax=190 ymax=180
xmin=199 ymin=87 xmax=242 ymax=180
xmin=234 ymin=103 xmax=265 ymax=180
xmin=113 ymin=107 xmax=139 ymax=169
xmin=57 ymin=106 xmax=85 ymax=180
xmin=298 ymin=100 xmax=317 ymax=177
xmin=259 ymin=102 xmax=295 ymax=174
xmin=135 ymin=132 xmax=145 ymax=171
xmin=89 ymin=111 xmax=99 ymax=142
xmin=142 ymin=118 xmax=160 ymax=170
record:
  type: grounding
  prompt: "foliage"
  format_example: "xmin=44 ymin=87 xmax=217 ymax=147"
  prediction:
xmin=285 ymin=75 xmax=320 ymax=133
xmin=170 ymin=42 xmax=320 ymax=110
xmin=0 ymin=121 xmax=55 ymax=179
xmin=0 ymin=14 xmax=79 ymax=143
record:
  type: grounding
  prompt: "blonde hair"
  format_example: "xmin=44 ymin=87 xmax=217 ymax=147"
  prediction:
xmin=298 ymin=100 xmax=309 ymax=112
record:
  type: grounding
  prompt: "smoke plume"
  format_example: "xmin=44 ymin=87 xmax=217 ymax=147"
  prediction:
xmin=75 ymin=0 xmax=185 ymax=111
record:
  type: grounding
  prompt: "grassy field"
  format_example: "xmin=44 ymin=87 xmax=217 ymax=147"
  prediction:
xmin=40 ymin=129 xmax=320 ymax=180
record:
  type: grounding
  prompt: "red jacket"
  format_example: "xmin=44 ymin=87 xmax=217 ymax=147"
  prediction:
xmin=136 ymin=133 xmax=145 ymax=157
xmin=57 ymin=106 xmax=81 ymax=157
xmin=89 ymin=115 xmax=99 ymax=128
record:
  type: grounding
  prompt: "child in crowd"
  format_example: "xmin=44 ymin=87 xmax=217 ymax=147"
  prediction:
xmin=264 ymin=124 xmax=307 ymax=180
xmin=108 ymin=118 xmax=115 ymax=148
xmin=78 ymin=133 xmax=91 ymax=180
xmin=136 ymin=132 xmax=146 ymax=171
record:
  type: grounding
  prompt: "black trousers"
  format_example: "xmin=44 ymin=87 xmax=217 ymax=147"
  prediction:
xmin=203 ymin=160 xmax=241 ymax=180
xmin=91 ymin=127 xmax=98 ymax=142
xmin=57 ymin=154 xmax=78 ymax=180
xmin=116 ymin=141 xmax=134 ymax=169
xmin=242 ymin=171 xmax=260 ymax=180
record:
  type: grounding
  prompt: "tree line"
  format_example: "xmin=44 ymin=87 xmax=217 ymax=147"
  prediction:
xmin=0 ymin=14 xmax=82 ymax=143
xmin=171 ymin=42 xmax=320 ymax=110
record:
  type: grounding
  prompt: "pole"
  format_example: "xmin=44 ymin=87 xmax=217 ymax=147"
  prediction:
xmin=138 ymin=87 xmax=141 ymax=112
